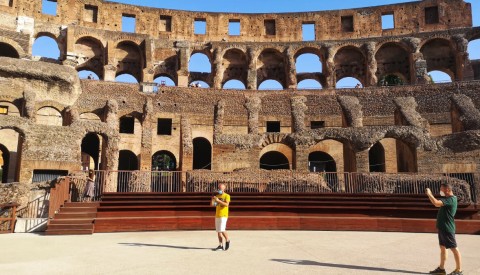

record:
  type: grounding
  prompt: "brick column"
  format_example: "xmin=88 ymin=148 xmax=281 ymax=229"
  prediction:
xmin=365 ymin=42 xmax=377 ymax=87
xmin=285 ymin=46 xmax=297 ymax=89
xmin=244 ymin=97 xmax=261 ymax=134
xmin=213 ymin=47 xmax=224 ymax=89
xmin=247 ymin=47 xmax=257 ymax=90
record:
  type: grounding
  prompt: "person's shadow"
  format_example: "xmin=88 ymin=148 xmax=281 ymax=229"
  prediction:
xmin=271 ymin=259 xmax=426 ymax=274
xmin=119 ymin=242 xmax=212 ymax=250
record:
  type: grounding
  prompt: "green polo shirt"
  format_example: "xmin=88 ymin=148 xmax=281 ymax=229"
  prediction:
xmin=436 ymin=196 xmax=457 ymax=233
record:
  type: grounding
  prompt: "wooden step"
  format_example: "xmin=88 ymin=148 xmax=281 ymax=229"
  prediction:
xmin=64 ymin=202 xmax=100 ymax=207
xmin=45 ymin=229 xmax=93 ymax=235
xmin=59 ymin=207 xmax=98 ymax=213
xmin=47 ymin=223 xmax=93 ymax=230
xmin=54 ymin=213 xmax=97 ymax=219
xmin=49 ymin=218 xmax=96 ymax=224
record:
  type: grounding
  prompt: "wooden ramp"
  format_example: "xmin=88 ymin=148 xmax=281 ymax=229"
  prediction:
xmin=81 ymin=193 xmax=479 ymax=234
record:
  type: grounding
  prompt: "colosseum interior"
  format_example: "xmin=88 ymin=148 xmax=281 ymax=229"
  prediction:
xmin=0 ymin=0 xmax=479 ymax=199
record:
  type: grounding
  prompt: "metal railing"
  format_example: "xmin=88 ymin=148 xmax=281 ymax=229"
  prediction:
xmin=66 ymin=170 xmax=478 ymax=204
xmin=47 ymin=177 xmax=71 ymax=222
xmin=0 ymin=203 xmax=19 ymax=233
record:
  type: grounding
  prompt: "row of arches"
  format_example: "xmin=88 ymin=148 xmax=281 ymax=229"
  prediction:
xmin=6 ymin=34 xmax=477 ymax=88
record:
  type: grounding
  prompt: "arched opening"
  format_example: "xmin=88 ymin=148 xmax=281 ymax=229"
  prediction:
xmin=223 ymin=79 xmax=246 ymax=89
xmin=118 ymin=150 xmax=138 ymax=171
xmin=375 ymin=43 xmax=410 ymax=84
xmin=115 ymin=73 xmax=138 ymax=83
xmin=295 ymin=53 xmax=322 ymax=73
xmin=0 ymin=129 xmax=21 ymax=183
xmin=78 ymin=70 xmax=100 ymax=80
xmin=32 ymin=36 xmax=60 ymax=60
xmin=222 ymin=49 xmax=248 ymax=85
xmin=378 ymin=74 xmax=404 ymax=86
xmin=74 ymin=37 xmax=104 ymax=79
xmin=79 ymin=112 xmax=102 ymax=122
xmin=0 ymin=102 xmax=21 ymax=117
xmin=420 ymin=39 xmax=456 ymax=81
xmin=115 ymin=41 xmax=143 ymax=82
xmin=154 ymin=75 xmax=176 ymax=86
xmin=334 ymin=46 xmax=366 ymax=86
xmin=117 ymin=150 xmax=138 ymax=192
xmin=81 ymin=133 xmax=101 ymax=170
xmin=193 ymin=137 xmax=211 ymax=170
xmin=428 ymin=70 xmax=453 ymax=83
xmin=0 ymin=42 xmax=19 ymax=58
xmin=468 ymin=39 xmax=480 ymax=60
xmin=189 ymin=80 xmax=210 ymax=88
xmin=369 ymin=142 xmax=386 ymax=172
xmin=308 ymin=152 xmax=336 ymax=173
xmin=36 ymin=107 xmax=63 ymax=126
xmin=258 ymin=79 xmax=283 ymax=90
xmin=152 ymin=150 xmax=177 ymax=171
xmin=336 ymin=77 xmax=363 ymax=88
xmin=260 ymin=151 xmax=289 ymax=170
xmin=297 ymin=79 xmax=322 ymax=89
xmin=189 ymin=52 xmax=211 ymax=73
xmin=257 ymin=49 xmax=285 ymax=88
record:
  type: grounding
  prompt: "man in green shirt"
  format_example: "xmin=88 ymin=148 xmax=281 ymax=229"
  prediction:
xmin=426 ymin=183 xmax=463 ymax=275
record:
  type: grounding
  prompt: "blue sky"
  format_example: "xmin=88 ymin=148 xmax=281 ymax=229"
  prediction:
xmin=34 ymin=0 xmax=480 ymax=88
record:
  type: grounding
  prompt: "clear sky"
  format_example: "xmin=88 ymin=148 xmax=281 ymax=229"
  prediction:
xmin=34 ymin=0 xmax=480 ymax=88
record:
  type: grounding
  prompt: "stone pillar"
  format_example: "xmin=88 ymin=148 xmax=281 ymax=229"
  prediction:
xmin=324 ymin=45 xmax=336 ymax=88
xmin=214 ymin=100 xmax=225 ymax=138
xmin=177 ymin=47 xmax=191 ymax=87
xmin=285 ymin=46 xmax=297 ymax=89
xmin=291 ymin=96 xmax=307 ymax=133
xmin=337 ymin=96 xmax=363 ymax=127
xmin=140 ymin=99 xmax=153 ymax=171
xmin=244 ymin=97 xmax=261 ymax=134
xmin=354 ymin=149 xmax=370 ymax=173
xmin=103 ymin=99 xmax=120 ymax=192
xmin=405 ymin=37 xmax=428 ymax=84
xmin=213 ymin=48 xmax=224 ymax=89
xmin=295 ymin=145 xmax=310 ymax=172
xmin=247 ymin=47 xmax=257 ymax=90
xmin=453 ymin=35 xmax=471 ymax=81
xmin=180 ymin=116 xmax=193 ymax=171
xmin=365 ymin=42 xmax=377 ymax=87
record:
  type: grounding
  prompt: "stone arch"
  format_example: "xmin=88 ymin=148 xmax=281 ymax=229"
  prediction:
xmin=260 ymin=143 xmax=293 ymax=170
xmin=375 ymin=42 xmax=411 ymax=84
xmin=79 ymin=112 xmax=102 ymax=122
xmin=193 ymin=137 xmax=212 ymax=170
xmin=74 ymin=36 xmax=105 ymax=79
xmin=32 ymin=32 xmax=62 ymax=60
xmin=294 ymin=47 xmax=323 ymax=73
xmin=369 ymin=142 xmax=386 ymax=172
xmin=309 ymin=139 xmax=345 ymax=173
xmin=257 ymin=48 xmax=286 ymax=88
xmin=114 ymin=40 xmax=144 ymax=82
xmin=222 ymin=48 xmax=248 ymax=85
xmin=0 ymin=37 xmax=25 ymax=58
xmin=223 ymin=79 xmax=246 ymax=89
xmin=152 ymin=150 xmax=177 ymax=171
xmin=371 ymin=137 xmax=417 ymax=173
xmin=296 ymin=75 xmax=325 ymax=89
xmin=36 ymin=106 xmax=63 ymax=126
xmin=0 ymin=42 xmax=19 ymax=58
xmin=0 ymin=101 xmax=21 ymax=117
xmin=420 ymin=38 xmax=456 ymax=81
xmin=336 ymin=77 xmax=363 ymax=88
xmin=428 ymin=70 xmax=453 ymax=83
xmin=258 ymin=79 xmax=283 ymax=90
xmin=81 ymin=133 xmax=103 ymax=170
xmin=118 ymin=150 xmax=138 ymax=171
xmin=154 ymin=73 xmax=177 ymax=86
xmin=333 ymin=46 xmax=366 ymax=86
xmin=189 ymin=51 xmax=212 ymax=73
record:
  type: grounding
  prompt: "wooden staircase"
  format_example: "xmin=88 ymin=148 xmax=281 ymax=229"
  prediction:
xmin=46 ymin=202 xmax=99 ymax=235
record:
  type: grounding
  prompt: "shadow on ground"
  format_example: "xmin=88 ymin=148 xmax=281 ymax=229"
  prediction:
xmin=271 ymin=259 xmax=426 ymax=274
xmin=119 ymin=242 xmax=212 ymax=250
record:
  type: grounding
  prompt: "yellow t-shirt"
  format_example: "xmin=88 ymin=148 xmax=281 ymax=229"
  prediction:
xmin=215 ymin=193 xmax=231 ymax=218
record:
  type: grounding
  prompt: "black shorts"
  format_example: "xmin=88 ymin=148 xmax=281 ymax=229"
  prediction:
xmin=438 ymin=230 xmax=457 ymax=249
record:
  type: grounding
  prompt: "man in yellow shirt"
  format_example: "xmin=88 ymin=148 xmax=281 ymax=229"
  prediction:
xmin=212 ymin=183 xmax=231 ymax=251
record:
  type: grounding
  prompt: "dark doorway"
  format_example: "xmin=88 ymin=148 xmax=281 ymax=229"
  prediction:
xmin=118 ymin=150 xmax=138 ymax=170
xmin=260 ymin=151 xmax=289 ymax=170
xmin=369 ymin=142 xmax=386 ymax=172
xmin=81 ymin=133 xmax=100 ymax=169
xmin=193 ymin=138 xmax=211 ymax=170
xmin=0 ymin=144 xmax=9 ymax=183
xmin=0 ymin=43 xmax=19 ymax=58
xmin=152 ymin=150 xmax=176 ymax=171
xmin=308 ymin=151 xmax=338 ymax=191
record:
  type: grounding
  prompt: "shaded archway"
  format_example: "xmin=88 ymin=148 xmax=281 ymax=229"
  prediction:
xmin=0 ymin=42 xmax=19 ymax=58
xmin=152 ymin=150 xmax=177 ymax=171
xmin=334 ymin=46 xmax=366 ymax=86
xmin=193 ymin=137 xmax=211 ymax=170
xmin=222 ymin=49 xmax=248 ymax=84
xmin=115 ymin=41 xmax=143 ymax=82
xmin=74 ymin=36 xmax=104 ymax=79
xmin=0 ymin=129 xmax=21 ymax=183
xmin=257 ymin=48 xmax=286 ymax=88
xmin=118 ymin=150 xmax=138 ymax=171
xmin=189 ymin=52 xmax=211 ymax=73
xmin=260 ymin=151 xmax=289 ymax=170
xmin=81 ymin=133 xmax=100 ymax=170
xmin=0 ymin=144 xmax=10 ymax=183
xmin=378 ymin=74 xmax=405 ymax=86
xmin=375 ymin=42 xmax=410 ymax=84
xmin=32 ymin=36 xmax=60 ymax=60
xmin=308 ymin=152 xmax=336 ymax=173
xmin=369 ymin=142 xmax=386 ymax=172
xmin=420 ymin=38 xmax=456 ymax=81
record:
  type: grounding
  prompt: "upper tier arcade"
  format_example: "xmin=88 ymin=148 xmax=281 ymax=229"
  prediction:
xmin=0 ymin=0 xmax=479 ymax=89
